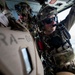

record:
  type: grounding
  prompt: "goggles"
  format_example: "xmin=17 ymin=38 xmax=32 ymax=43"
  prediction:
xmin=43 ymin=17 xmax=57 ymax=24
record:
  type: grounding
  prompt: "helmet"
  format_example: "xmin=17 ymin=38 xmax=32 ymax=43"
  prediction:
xmin=37 ymin=5 xmax=58 ymax=30
xmin=37 ymin=5 xmax=57 ymax=21
xmin=15 ymin=2 xmax=32 ymax=23
xmin=15 ymin=2 xmax=32 ymax=16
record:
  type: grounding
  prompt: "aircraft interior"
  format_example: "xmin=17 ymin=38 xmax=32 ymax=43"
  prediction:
xmin=0 ymin=0 xmax=75 ymax=75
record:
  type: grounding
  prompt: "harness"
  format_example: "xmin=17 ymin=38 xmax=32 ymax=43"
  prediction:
xmin=42 ymin=23 xmax=72 ymax=52
xmin=38 ymin=23 xmax=74 ymax=65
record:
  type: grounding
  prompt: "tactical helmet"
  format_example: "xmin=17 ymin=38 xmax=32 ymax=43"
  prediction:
xmin=15 ymin=2 xmax=32 ymax=16
xmin=37 ymin=5 xmax=58 ymax=30
xmin=15 ymin=2 xmax=32 ymax=24
xmin=37 ymin=5 xmax=57 ymax=21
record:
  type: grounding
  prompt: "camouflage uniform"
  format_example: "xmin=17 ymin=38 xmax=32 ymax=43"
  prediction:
xmin=37 ymin=3 xmax=75 ymax=75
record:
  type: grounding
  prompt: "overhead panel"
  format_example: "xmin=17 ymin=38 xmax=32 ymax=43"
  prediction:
xmin=45 ymin=0 xmax=74 ymax=13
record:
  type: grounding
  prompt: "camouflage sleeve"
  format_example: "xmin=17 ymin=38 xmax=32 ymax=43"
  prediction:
xmin=61 ymin=3 xmax=75 ymax=31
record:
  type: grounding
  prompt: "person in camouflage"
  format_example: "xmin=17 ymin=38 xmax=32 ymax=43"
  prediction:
xmin=37 ymin=3 xmax=75 ymax=75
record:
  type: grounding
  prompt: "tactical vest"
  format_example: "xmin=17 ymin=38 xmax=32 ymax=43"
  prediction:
xmin=39 ymin=24 xmax=74 ymax=65
xmin=40 ymin=24 xmax=72 ymax=51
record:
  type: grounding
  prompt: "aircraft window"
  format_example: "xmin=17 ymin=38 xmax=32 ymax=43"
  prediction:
xmin=20 ymin=48 xmax=33 ymax=74
xmin=57 ymin=8 xmax=71 ymax=22
xmin=57 ymin=8 xmax=75 ymax=54
xmin=69 ymin=24 xmax=75 ymax=54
